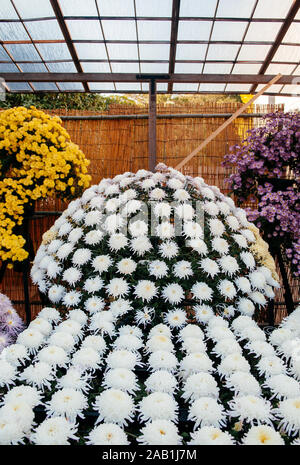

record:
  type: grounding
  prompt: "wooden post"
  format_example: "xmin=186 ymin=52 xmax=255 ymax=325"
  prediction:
xmin=148 ymin=78 xmax=157 ymax=172
xmin=175 ymin=74 xmax=282 ymax=171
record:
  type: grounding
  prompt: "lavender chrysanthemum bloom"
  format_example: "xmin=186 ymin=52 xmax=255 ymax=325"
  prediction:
xmin=0 ymin=292 xmax=24 ymax=352
xmin=0 ymin=331 xmax=13 ymax=353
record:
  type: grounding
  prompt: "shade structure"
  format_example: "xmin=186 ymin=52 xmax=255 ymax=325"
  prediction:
xmin=0 ymin=0 xmax=299 ymax=95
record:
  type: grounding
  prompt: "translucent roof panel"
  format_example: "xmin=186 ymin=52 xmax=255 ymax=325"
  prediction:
xmin=135 ymin=0 xmax=172 ymax=17
xmin=140 ymin=62 xmax=169 ymax=73
xmin=139 ymin=44 xmax=170 ymax=61
xmin=226 ymin=84 xmax=252 ymax=92
xmin=33 ymin=82 xmax=58 ymax=91
xmin=66 ymin=20 xmax=104 ymax=41
xmin=217 ymin=0 xmax=256 ymax=18
xmin=253 ymin=0 xmax=293 ymax=19
xmin=273 ymin=45 xmax=300 ymax=62
xmin=97 ymin=0 xmax=135 ymax=17
xmin=36 ymin=43 xmax=72 ymax=61
xmin=0 ymin=0 xmax=19 ymax=19
xmin=206 ymin=44 xmax=240 ymax=61
xmin=75 ymin=43 xmax=108 ymax=60
xmin=81 ymin=62 xmax=111 ymax=73
xmin=0 ymin=46 xmax=11 ymax=60
xmin=245 ymin=22 xmax=282 ymax=42
xmin=173 ymin=83 xmax=199 ymax=92
xmin=137 ymin=21 xmax=172 ymax=41
xmin=47 ymin=62 xmax=77 ymax=73
xmin=115 ymin=83 xmax=142 ymax=91
xmin=58 ymin=82 xmax=84 ymax=91
xmin=256 ymin=84 xmax=283 ymax=93
xmin=177 ymin=21 xmax=212 ymax=41
xmin=7 ymin=82 xmax=32 ymax=91
xmin=176 ymin=44 xmax=207 ymax=60
xmin=237 ymin=44 xmax=272 ymax=61
xmin=5 ymin=43 xmax=41 ymax=61
xmin=211 ymin=22 xmax=248 ymax=42
xmin=112 ymin=62 xmax=140 ymax=73
xmin=282 ymin=22 xmax=300 ymax=43
xmin=199 ymin=83 xmax=226 ymax=92
xmin=280 ymin=84 xmax=300 ymax=95
xmin=0 ymin=22 xmax=29 ymax=41
xmin=180 ymin=0 xmax=217 ymax=18
xmin=0 ymin=63 xmax=19 ymax=72
xmin=20 ymin=63 xmax=48 ymax=72
xmin=232 ymin=63 xmax=262 ymax=74
xmin=88 ymin=82 xmax=115 ymax=91
xmin=25 ymin=20 xmax=64 ymax=41
xmin=59 ymin=0 xmax=98 ymax=17
xmin=12 ymin=0 xmax=55 ymax=19
xmin=107 ymin=43 xmax=138 ymax=60
xmin=266 ymin=63 xmax=297 ymax=75
xmin=175 ymin=62 xmax=204 ymax=73
xmin=203 ymin=63 xmax=233 ymax=74
xmin=101 ymin=20 xmax=137 ymax=41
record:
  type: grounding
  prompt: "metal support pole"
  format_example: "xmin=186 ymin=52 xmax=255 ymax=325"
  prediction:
xmin=148 ymin=78 xmax=157 ymax=172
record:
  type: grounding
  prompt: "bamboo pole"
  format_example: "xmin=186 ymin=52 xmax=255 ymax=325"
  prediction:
xmin=175 ymin=74 xmax=282 ymax=171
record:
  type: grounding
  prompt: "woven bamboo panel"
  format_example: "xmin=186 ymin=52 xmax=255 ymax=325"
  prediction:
xmin=1 ymin=102 xmax=298 ymax=323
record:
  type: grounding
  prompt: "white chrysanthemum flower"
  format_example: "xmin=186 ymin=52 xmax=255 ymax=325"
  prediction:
xmin=235 ymin=277 xmax=252 ymax=294
xmin=226 ymin=371 xmax=261 ymax=397
xmin=209 ymin=218 xmax=225 ymax=236
xmin=245 ymin=340 xmax=275 ymax=358
xmin=182 ymin=372 xmax=219 ymax=402
xmin=174 ymin=188 xmax=190 ymax=202
xmin=0 ymin=361 xmax=16 ymax=388
xmin=181 ymin=337 xmax=207 ymax=354
xmin=179 ymin=353 xmax=213 ymax=378
xmin=161 ymin=283 xmax=184 ymax=305
xmin=207 ymin=315 xmax=229 ymax=329
xmin=84 ymin=229 xmax=103 ymax=245
xmin=212 ymin=338 xmax=242 ymax=359
xmin=2 ymin=386 xmax=41 ymax=409
xmin=221 ymin=305 xmax=236 ymax=318
xmin=105 ymin=198 xmax=120 ymax=213
xmin=68 ymin=227 xmax=83 ymax=243
xmin=231 ymin=315 xmax=257 ymax=334
xmin=0 ymin=400 xmax=34 ymax=435
xmin=178 ymin=324 xmax=204 ymax=341
xmin=290 ymin=357 xmax=300 ymax=381
xmin=274 ymin=398 xmax=300 ymax=436
xmin=232 ymin=233 xmax=248 ymax=248
xmin=122 ymin=199 xmax=142 ymax=216
xmin=57 ymin=368 xmax=91 ymax=393
xmin=134 ymin=280 xmax=157 ymax=302
xmin=217 ymin=201 xmax=231 ymax=216
xmin=218 ymin=279 xmax=237 ymax=299
xmin=62 ymin=290 xmax=82 ymax=308
xmin=17 ymin=329 xmax=44 ymax=354
xmin=1 ymin=344 xmax=29 ymax=367
xmin=109 ymin=298 xmax=132 ymax=318
xmin=47 ymin=239 xmax=63 ymax=254
xmin=106 ymin=277 xmax=130 ymax=298
xmin=237 ymin=297 xmax=255 ymax=317
xmin=47 ymin=332 xmax=76 ymax=353
xmin=191 ymin=282 xmax=213 ymax=302
xmin=219 ymin=255 xmax=239 ymax=276
xmin=103 ymin=368 xmax=138 ymax=394
xmin=201 ymin=187 xmax=215 ymax=200
xmin=29 ymin=318 xmax=52 ymax=336
xmin=240 ymin=251 xmax=256 ymax=269
xmin=156 ymin=221 xmax=175 ymax=239
xmin=193 ymin=304 xmax=214 ymax=324
xmin=31 ymin=417 xmax=77 ymax=445
xmin=228 ymin=396 xmax=274 ymax=426
xmin=104 ymin=214 xmax=124 ymax=233
xmin=263 ymin=374 xmax=300 ymax=400
xmin=240 ymin=229 xmax=256 ymax=243
xmin=129 ymin=220 xmax=148 ymax=237
xmin=256 ymin=356 xmax=286 ymax=378
xmin=173 ymin=260 xmax=193 ymax=279
xmin=159 ymin=240 xmax=179 ymax=259
xmin=45 ymin=388 xmax=88 ymax=422
xmin=249 ymin=291 xmax=267 ymax=306
xmin=89 ymin=314 xmax=115 ymax=337
xmin=72 ymin=248 xmax=91 ymax=267
xmin=134 ymin=307 xmax=154 ymax=327
xmin=46 ymin=260 xmax=62 ymax=279
xmin=206 ymin=326 xmax=235 ymax=342
xmin=140 ymin=178 xmax=156 ymax=190
xmin=149 ymin=260 xmax=168 ymax=279
xmin=138 ymin=419 xmax=181 ymax=445
xmin=211 ymin=237 xmax=229 ymax=255
xmin=92 ymin=254 xmax=113 ymax=273
xmin=138 ymin=392 xmax=178 ymax=423
xmin=93 ymin=389 xmax=135 ymax=426
xmin=146 ymin=335 xmax=174 ymax=354
xmin=150 ymin=188 xmax=166 ymax=201
xmin=19 ymin=362 xmax=54 ymax=391
xmin=83 ymin=276 xmax=104 ymax=294
xmin=48 ymin=284 xmax=65 ymax=303
xmin=148 ymin=351 xmax=178 ymax=373
xmin=239 ymin=325 xmax=266 ymax=342
xmin=188 ymin=397 xmax=226 ymax=429
xmin=83 ymin=296 xmax=105 ymax=315
xmin=153 ymin=202 xmax=172 ymax=219
xmin=72 ymin=347 xmax=102 ymax=372
xmin=58 ymin=221 xmax=72 ymax=237
xmin=37 ymin=345 xmax=69 ymax=368
xmin=163 ymin=309 xmax=187 ymax=328
xmin=200 ymin=258 xmax=220 ymax=278
xmin=38 ymin=307 xmax=61 ymax=323
xmin=218 ymin=353 xmax=251 ymax=378
xmin=241 ymin=425 xmax=284 ymax=445
xmin=56 ymin=243 xmax=74 ymax=261
xmin=145 ymin=370 xmax=177 ymax=394
xmin=106 ymin=350 xmax=141 ymax=370
xmin=203 ymin=201 xmax=219 ymax=216
xmin=167 ymin=178 xmax=183 ymax=190
xmin=226 ymin=215 xmax=240 ymax=231
xmin=130 ymin=236 xmax=152 ymax=256
xmin=113 ymin=334 xmax=143 ymax=352
xmin=277 ymin=339 xmax=300 ymax=361
xmin=86 ymin=423 xmax=129 ymax=445
xmin=188 ymin=238 xmax=208 ymax=255
xmin=54 ymin=320 xmax=83 ymax=342
xmin=188 ymin=426 xmax=234 ymax=445
xmin=82 ymin=335 xmax=106 ymax=355
xmin=118 ymin=325 xmax=143 ymax=339
xmin=84 ymin=210 xmax=102 ymax=226
xmin=117 ymin=258 xmax=137 ymax=275
xmin=108 ymin=233 xmax=128 ymax=251
xmin=249 ymin=271 xmax=267 ymax=290
xmin=148 ymin=324 xmax=172 ymax=338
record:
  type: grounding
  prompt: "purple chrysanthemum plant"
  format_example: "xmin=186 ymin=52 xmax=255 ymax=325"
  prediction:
xmin=223 ymin=111 xmax=300 ymax=277
xmin=0 ymin=292 xmax=24 ymax=353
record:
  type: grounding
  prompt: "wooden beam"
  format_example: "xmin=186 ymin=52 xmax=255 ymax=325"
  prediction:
xmin=49 ymin=0 xmax=89 ymax=92
xmin=175 ymin=74 xmax=282 ymax=171
xmin=148 ymin=79 xmax=157 ymax=171
xmin=1 ymin=73 xmax=297 ymax=84
xmin=168 ymin=0 xmax=181 ymax=93
xmin=250 ymin=0 xmax=300 ymax=93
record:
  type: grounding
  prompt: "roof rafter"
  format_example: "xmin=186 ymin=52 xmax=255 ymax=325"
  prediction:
xmin=168 ymin=0 xmax=181 ymax=93
xmin=49 ymin=0 xmax=89 ymax=92
xmin=250 ymin=0 xmax=300 ymax=93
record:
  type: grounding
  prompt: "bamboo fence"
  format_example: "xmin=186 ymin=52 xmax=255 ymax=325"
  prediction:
xmin=0 ymin=102 xmax=298 ymax=324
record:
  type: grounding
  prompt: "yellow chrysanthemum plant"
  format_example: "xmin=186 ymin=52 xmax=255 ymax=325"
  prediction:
xmin=0 ymin=106 xmax=91 ymax=268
